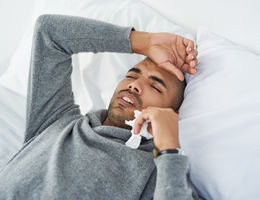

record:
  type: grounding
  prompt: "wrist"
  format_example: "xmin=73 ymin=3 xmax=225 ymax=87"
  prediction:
xmin=158 ymin=145 xmax=181 ymax=151
xmin=129 ymin=30 xmax=150 ymax=55
xmin=153 ymin=147 xmax=184 ymax=158
xmin=157 ymin=143 xmax=181 ymax=151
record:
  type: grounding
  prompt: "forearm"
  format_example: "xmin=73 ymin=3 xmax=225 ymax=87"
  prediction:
xmin=153 ymin=154 xmax=199 ymax=200
xmin=35 ymin=14 xmax=133 ymax=55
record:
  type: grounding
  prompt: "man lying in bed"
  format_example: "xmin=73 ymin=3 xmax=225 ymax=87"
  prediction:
xmin=0 ymin=15 xmax=200 ymax=200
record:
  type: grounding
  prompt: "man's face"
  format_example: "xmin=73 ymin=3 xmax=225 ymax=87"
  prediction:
xmin=106 ymin=58 xmax=180 ymax=129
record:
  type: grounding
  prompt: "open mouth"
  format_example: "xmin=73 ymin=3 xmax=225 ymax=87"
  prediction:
xmin=117 ymin=91 xmax=138 ymax=108
xmin=118 ymin=96 xmax=135 ymax=108
xmin=122 ymin=96 xmax=134 ymax=105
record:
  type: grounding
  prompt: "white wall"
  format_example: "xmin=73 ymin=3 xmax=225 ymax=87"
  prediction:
xmin=0 ymin=0 xmax=34 ymax=73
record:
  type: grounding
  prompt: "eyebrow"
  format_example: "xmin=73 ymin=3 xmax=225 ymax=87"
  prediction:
xmin=127 ymin=67 xmax=167 ymax=89
xmin=128 ymin=67 xmax=141 ymax=74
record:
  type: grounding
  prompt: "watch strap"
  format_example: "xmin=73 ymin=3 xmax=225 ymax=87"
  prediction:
xmin=153 ymin=148 xmax=181 ymax=158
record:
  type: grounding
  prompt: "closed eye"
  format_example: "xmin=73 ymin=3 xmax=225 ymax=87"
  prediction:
xmin=126 ymin=75 xmax=137 ymax=79
xmin=126 ymin=75 xmax=162 ymax=93
xmin=151 ymin=85 xmax=162 ymax=93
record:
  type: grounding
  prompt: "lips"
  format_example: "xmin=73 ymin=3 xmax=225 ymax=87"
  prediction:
xmin=118 ymin=91 xmax=138 ymax=107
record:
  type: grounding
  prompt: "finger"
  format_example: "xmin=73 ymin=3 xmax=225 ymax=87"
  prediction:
xmin=191 ymin=49 xmax=198 ymax=57
xmin=185 ymin=49 xmax=198 ymax=63
xmin=183 ymin=38 xmax=195 ymax=53
xmin=159 ymin=62 xmax=184 ymax=81
xmin=181 ymin=63 xmax=196 ymax=74
xmin=133 ymin=112 xmax=151 ymax=134
xmin=189 ymin=58 xmax=198 ymax=68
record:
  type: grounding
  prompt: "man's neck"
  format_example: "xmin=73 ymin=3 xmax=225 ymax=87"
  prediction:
xmin=102 ymin=117 xmax=113 ymax=126
xmin=102 ymin=116 xmax=131 ymax=130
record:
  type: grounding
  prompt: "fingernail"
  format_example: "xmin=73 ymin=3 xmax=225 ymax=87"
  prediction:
xmin=190 ymin=55 xmax=194 ymax=59
xmin=188 ymin=47 xmax=192 ymax=51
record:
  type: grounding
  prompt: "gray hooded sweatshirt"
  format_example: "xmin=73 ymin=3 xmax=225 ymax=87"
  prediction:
xmin=0 ymin=14 xmax=202 ymax=200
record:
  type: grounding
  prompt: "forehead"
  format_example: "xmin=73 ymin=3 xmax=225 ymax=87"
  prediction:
xmin=129 ymin=58 xmax=177 ymax=83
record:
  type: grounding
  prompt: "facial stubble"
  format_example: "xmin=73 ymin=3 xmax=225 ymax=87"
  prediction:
xmin=107 ymin=89 xmax=143 ymax=129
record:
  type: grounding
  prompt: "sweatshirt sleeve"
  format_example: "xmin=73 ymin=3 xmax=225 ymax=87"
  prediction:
xmin=24 ymin=14 xmax=133 ymax=143
xmin=153 ymin=154 xmax=202 ymax=200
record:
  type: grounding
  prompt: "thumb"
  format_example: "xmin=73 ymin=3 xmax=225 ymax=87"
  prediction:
xmin=159 ymin=62 xmax=184 ymax=81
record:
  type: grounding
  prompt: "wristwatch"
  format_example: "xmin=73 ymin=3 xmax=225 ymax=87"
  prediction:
xmin=153 ymin=148 xmax=184 ymax=158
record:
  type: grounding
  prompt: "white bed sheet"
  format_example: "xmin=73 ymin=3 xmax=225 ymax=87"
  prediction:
xmin=0 ymin=85 xmax=25 ymax=169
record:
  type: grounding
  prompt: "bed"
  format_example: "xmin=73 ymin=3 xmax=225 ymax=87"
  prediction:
xmin=0 ymin=0 xmax=260 ymax=199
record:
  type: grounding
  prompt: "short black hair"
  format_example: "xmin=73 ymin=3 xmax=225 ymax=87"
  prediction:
xmin=171 ymin=77 xmax=186 ymax=112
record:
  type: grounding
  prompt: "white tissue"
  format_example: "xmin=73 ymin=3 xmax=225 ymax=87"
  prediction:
xmin=125 ymin=110 xmax=153 ymax=149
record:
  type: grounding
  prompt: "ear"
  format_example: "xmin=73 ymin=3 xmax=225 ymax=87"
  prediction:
xmin=171 ymin=107 xmax=179 ymax=114
xmin=173 ymin=108 xmax=179 ymax=114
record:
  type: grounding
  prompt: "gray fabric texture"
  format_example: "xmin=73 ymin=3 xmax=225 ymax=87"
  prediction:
xmin=0 ymin=14 xmax=202 ymax=200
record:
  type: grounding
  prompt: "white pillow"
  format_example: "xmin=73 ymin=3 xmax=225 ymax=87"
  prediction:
xmin=0 ymin=0 xmax=194 ymax=115
xmin=141 ymin=0 xmax=260 ymax=55
xmin=179 ymin=27 xmax=260 ymax=200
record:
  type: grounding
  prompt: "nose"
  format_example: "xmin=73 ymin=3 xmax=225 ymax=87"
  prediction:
xmin=127 ymin=80 xmax=142 ymax=95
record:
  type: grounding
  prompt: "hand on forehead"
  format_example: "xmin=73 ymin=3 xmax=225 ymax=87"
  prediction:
xmin=131 ymin=57 xmax=180 ymax=83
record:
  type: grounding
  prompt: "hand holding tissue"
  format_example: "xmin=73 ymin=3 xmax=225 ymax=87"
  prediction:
xmin=125 ymin=110 xmax=153 ymax=149
xmin=125 ymin=107 xmax=181 ymax=151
